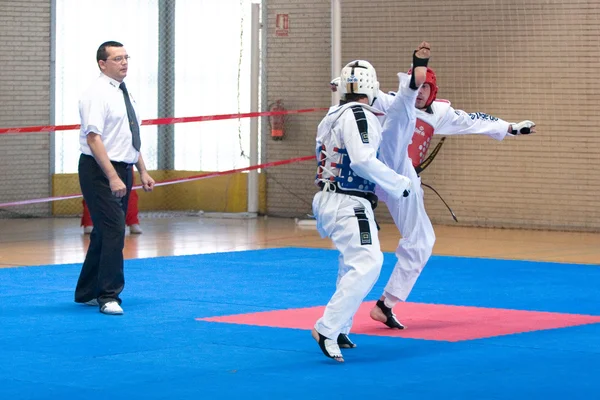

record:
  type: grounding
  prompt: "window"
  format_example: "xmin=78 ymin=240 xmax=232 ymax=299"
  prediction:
xmin=54 ymin=0 xmax=256 ymax=173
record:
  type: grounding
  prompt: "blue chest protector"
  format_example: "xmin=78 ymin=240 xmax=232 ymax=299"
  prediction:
xmin=315 ymin=145 xmax=376 ymax=194
xmin=332 ymin=148 xmax=376 ymax=193
xmin=315 ymin=104 xmax=377 ymax=194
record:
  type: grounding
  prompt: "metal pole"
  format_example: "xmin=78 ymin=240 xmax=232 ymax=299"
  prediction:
xmin=331 ymin=0 xmax=341 ymax=105
xmin=158 ymin=0 xmax=176 ymax=170
xmin=47 ymin=0 xmax=57 ymax=216
xmin=248 ymin=3 xmax=260 ymax=214
xmin=49 ymin=0 xmax=56 ymax=177
xmin=260 ymin=0 xmax=268 ymax=168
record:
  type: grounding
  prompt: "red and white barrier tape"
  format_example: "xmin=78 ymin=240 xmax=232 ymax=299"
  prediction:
xmin=0 ymin=108 xmax=329 ymax=135
xmin=0 ymin=155 xmax=316 ymax=208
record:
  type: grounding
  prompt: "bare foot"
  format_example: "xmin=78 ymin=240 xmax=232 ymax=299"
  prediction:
xmin=370 ymin=300 xmax=406 ymax=329
xmin=369 ymin=304 xmax=388 ymax=323
xmin=311 ymin=327 xmax=321 ymax=341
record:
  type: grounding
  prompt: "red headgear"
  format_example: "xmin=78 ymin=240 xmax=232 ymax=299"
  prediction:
xmin=407 ymin=66 xmax=438 ymax=108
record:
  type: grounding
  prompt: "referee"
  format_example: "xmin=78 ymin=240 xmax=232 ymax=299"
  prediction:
xmin=74 ymin=41 xmax=155 ymax=315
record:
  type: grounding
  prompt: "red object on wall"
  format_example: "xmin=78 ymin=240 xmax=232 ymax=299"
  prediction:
xmin=275 ymin=14 xmax=289 ymax=37
xmin=269 ymin=99 xmax=286 ymax=140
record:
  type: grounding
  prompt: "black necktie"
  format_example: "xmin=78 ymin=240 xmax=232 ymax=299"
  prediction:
xmin=119 ymin=82 xmax=141 ymax=151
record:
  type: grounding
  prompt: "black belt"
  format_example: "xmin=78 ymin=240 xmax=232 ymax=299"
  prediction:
xmin=318 ymin=182 xmax=378 ymax=210
xmin=82 ymin=154 xmax=132 ymax=169
xmin=111 ymin=160 xmax=132 ymax=170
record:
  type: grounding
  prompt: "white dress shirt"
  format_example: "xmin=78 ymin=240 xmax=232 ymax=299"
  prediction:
xmin=79 ymin=73 xmax=141 ymax=164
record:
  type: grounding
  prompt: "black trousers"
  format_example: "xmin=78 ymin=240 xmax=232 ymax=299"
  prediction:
xmin=75 ymin=154 xmax=133 ymax=306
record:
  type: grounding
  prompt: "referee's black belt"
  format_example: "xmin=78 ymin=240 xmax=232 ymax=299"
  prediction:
xmin=82 ymin=154 xmax=132 ymax=169
xmin=111 ymin=160 xmax=132 ymax=170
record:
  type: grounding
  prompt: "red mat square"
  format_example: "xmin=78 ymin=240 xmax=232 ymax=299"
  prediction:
xmin=198 ymin=301 xmax=600 ymax=342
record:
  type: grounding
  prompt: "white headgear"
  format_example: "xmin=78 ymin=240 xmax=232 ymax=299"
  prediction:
xmin=339 ymin=60 xmax=379 ymax=106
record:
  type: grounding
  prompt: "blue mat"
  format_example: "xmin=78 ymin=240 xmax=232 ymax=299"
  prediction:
xmin=1 ymin=248 xmax=599 ymax=399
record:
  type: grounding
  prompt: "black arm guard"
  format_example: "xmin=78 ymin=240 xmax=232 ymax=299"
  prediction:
xmin=410 ymin=50 xmax=430 ymax=90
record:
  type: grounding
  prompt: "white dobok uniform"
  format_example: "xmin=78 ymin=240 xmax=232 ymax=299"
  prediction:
xmin=312 ymin=92 xmax=413 ymax=340
xmin=374 ymin=77 xmax=511 ymax=302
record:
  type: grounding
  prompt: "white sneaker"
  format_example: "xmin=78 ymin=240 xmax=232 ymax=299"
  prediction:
xmin=83 ymin=226 xmax=93 ymax=234
xmin=100 ymin=301 xmax=123 ymax=315
xmin=84 ymin=299 xmax=99 ymax=306
xmin=129 ymin=224 xmax=143 ymax=234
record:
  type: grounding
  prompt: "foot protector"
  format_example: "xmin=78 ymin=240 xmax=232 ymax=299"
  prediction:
xmin=376 ymin=300 xmax=406 ymax=329
xmin=312 ymin=329 xmax=344 ymax=362
xmin=337 ymin=333 xmax=357 ymax=349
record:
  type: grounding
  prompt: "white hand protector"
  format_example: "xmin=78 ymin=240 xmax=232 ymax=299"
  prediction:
xmin=510 ymin=120 xmax=536 ymax=135
xmin=400 ymin=176 xmax=412 ymax=197
xmin=330 ymin=77 xmax=341 ymax=92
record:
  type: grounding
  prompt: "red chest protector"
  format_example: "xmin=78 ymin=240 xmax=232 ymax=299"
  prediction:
xmin=408 ymin=118 xmax=435 ymax=167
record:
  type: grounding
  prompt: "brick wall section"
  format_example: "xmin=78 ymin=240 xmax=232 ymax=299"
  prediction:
xmin=0 ymin=0 xmax=52 ymax=217
xmin=265 ymin=0 xmax=331 ymax=218
xmin=266 ymin=0 xmax=600 ymax=231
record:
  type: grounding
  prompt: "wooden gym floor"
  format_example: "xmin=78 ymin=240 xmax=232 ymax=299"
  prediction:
xmin=0 ymin=216 xmax=598 ymax=268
